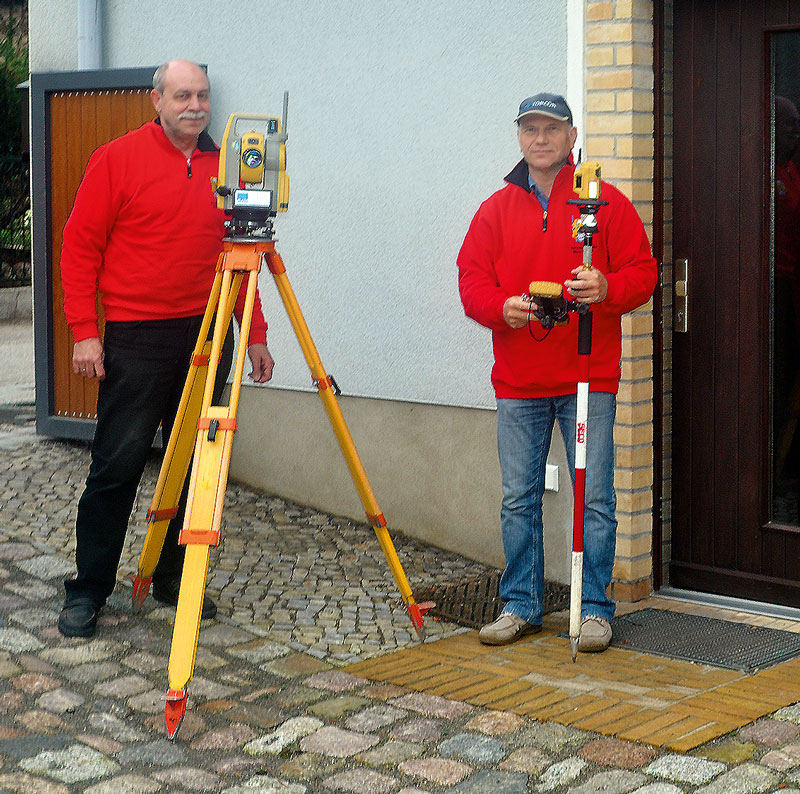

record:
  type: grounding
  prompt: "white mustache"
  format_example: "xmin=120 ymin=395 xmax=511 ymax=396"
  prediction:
xmin=178 ymin=111 xmax=207 ymax=121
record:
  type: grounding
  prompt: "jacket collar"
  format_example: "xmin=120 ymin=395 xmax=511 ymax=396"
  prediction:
xmin=153 ymin=117 xmax=218 ymax=152
xmin=504 ymin=159 xmax=531 ymax=191
xmin=504 ymin=153 xmax=576 ymax=192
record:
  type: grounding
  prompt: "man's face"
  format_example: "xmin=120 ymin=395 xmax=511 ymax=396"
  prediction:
xmin=151 ymin=61 xmax=211 ymax=144
xmin=517 ymin=114 xmax=577 ymax=175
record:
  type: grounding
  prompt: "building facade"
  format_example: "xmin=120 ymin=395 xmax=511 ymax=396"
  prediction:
xmin=27 ymin=0 xmax=800 ymax=614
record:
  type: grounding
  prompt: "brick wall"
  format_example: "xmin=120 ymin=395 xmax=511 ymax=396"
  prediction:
xmin=584 ymin=0 xmax=656 ymax=603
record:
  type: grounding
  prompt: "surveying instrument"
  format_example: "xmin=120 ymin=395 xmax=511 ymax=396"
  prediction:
xmin=526 ymin=159 xmax=607 ymax=661
xmin=131 ymin=93 xmax=433 ymax=738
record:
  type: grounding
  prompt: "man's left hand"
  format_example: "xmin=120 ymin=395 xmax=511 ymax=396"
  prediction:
xmin=565 ymin=267 xmax=608 ymax=304
xmin=247 ymin=343 xmax=275 ymax=383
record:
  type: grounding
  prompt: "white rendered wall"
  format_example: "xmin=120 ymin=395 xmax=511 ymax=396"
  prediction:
xmin=30 ymin=0 xmax=570 ymax=410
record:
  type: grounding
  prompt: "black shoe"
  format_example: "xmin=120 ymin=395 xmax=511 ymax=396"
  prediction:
xmin=152 ymin=578 xmax=217 ymax=620
xmin=58 ymin=597 xmax=101 ymax=638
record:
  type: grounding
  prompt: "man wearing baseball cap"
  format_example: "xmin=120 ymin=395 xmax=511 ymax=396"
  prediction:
xmin=457 ymin=93 xmax=657 ymax=651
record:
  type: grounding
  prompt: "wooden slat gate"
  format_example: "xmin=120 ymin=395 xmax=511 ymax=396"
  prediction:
xmin=31 ymin=68 xmax=156 ymax=440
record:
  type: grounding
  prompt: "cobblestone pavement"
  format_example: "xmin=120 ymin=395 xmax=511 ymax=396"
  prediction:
xmin=2 ymin=412 xmax=800 ymax=793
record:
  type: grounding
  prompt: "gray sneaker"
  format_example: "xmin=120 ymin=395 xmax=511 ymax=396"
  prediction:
xmin=578 ymin=615 xmax=612 ymax=652
xmin=479 ymin=612 xmax=542 ymax=646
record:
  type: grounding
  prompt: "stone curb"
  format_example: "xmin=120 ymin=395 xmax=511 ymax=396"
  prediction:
xmin=0 ymin=286 xmax=32 ymax=322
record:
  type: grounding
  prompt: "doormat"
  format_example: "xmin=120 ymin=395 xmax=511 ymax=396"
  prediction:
xmin=611 ymin=608 xmax=800 ymax=672
xmin=414 ymin=570 xmax=568 ymax=630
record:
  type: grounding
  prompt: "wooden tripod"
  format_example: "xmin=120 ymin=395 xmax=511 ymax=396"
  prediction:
xmin=131 ymin=239 xmax=432 ymax=739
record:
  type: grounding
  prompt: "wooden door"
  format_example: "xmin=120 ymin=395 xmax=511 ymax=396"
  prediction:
xmin=50 ymin=89 xmax=155 ymax=422
xmin=670 ymin=0 xmax=800 ymax=606
xmin=31 ymin=70 xmax=157 ymax=439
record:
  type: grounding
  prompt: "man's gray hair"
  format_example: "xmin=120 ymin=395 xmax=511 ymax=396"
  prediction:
xmin=152 ymin=60 xmax=208 ymax=94
xmin=152 ymin=63 xmax=169 ymax=93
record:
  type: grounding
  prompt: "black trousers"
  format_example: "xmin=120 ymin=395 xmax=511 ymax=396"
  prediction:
xmin=64 ymin=315 xmax=234 ymax=605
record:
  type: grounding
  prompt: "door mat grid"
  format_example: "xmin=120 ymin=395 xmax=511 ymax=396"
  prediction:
xmin=610 ymin=608 xmax=800 ymax=672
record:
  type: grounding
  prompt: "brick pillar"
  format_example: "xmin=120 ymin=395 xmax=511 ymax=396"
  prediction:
xmin=584 ymin=0 xmax=656 ymax=603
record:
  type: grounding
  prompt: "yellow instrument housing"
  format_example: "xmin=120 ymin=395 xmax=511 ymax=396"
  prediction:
xmin=216 ymin=110 xmax=289 ymax=215
xmin=573 ymin=161 xmax=602 ymax=201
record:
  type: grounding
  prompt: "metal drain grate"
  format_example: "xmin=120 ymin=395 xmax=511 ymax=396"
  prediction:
xmin=611 ymin=608 xmax=800 ymax=672
xmin=415 ymin=571 xmax=569 ymax=630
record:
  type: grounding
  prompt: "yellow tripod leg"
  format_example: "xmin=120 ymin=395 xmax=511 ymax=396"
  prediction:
xmin=164 ymin=255 xmax=259 ymax=739
xmin=133 ymin=269 xmax=236 ymax=609
xmin=165 ymin=406 xmax=232 ymax=738
xmin=264 ymin=248 xmax=432 ymax=637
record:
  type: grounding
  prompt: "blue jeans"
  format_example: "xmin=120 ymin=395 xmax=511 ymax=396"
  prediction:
xmin=496 ymin=393 xmax=617 ymax=625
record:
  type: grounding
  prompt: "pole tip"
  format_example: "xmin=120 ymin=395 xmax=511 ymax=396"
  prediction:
xmin=570 ymin=637 xmax=579 ymax=663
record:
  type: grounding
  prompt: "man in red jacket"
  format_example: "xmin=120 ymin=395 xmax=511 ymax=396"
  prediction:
xmin=458 ymin=93 xmax=657 ymax=651
xmin=58 ymin=59 xmax=275 ymax=638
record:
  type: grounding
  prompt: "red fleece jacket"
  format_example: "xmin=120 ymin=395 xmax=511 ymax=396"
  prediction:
xmin=60 ymin=121 xmax=267 ymax=345
xmin=458 ymin=161 xmax=657 ymax=398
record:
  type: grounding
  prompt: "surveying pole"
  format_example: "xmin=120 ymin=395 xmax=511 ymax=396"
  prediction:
xmin=131 ymin=95 xmax=432 ymax=739
xmin=566 ymin=160 xmax=607 ymax=662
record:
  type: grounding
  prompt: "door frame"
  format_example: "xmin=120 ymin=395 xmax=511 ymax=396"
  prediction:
xmin=653 ymin=0 xmax=667 ymax=591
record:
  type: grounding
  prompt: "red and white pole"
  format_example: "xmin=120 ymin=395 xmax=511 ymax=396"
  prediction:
xmin=569 ymin=310 xmax=592 ymax=661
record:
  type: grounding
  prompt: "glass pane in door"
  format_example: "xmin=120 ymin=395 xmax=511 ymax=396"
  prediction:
xmin=772 ymin=31 xmax=800 ymax=525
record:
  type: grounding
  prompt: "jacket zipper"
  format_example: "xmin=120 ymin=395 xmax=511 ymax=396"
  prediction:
xmin=542 ymin=210 xmax=547 ymax=232
xmin=186 ymin=158 xmax=192 ymax=178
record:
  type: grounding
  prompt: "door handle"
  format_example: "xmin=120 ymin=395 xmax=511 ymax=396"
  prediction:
xmin=674 ymin=258 xmax=688 ymax=333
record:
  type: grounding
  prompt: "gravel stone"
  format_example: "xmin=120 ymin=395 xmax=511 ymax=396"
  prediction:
xmin=445 ymin=769 xmax=528 ymax=793
xmin=322 ymin=768 xmax=399 ymax=793
xmin=694 ymin=762 xmax=778 ymax=793
xmin=300 ymin=726 xmax=379 ymax=757
xmin=0 ymin=627 xmax=44 ymax=653
xmin=83 ymin=775 xmax=162 ymax=794
xmin=570 ymin=770 xmax=647 ymax=794
xmin=114 ymin=739 xmax=187 ymax=767
xmin=220 ymin=775 xmax=308 ymax=794
xmin=244 ymin=717 xmax=324 ymax=755
xmin=645 ymin=753 xmax=727 ymax=785
xmin=536 ymin=757 xmax=589 ymax=792
xmin=438 ymin=732 xmax=506 ymax=764
xmin=346 ymin=705 xmax=406 ymax=733
xmin=398 ymin=757 xmax=472 ymax=786
xmin=19 ymin=742 xmax=120 ymax=783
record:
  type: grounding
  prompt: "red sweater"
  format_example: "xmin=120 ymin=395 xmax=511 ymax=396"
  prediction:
xmin=61 ymin=121 xmax=267 ymax=345
xmin=458 ymin=161 xmax=657 ymax=398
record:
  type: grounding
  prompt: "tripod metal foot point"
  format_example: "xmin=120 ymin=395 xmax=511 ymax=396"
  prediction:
xmin=406 ymin=601 xmax=436 ymax=641
xmin=165 ymin=688 xmax=188 ymax=739
xmin=132 ymin=576 xmax=152 ymax=612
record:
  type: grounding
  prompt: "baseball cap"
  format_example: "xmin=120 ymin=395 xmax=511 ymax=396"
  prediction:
xmin=515 ymin=93 xmax=573 ymax=125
